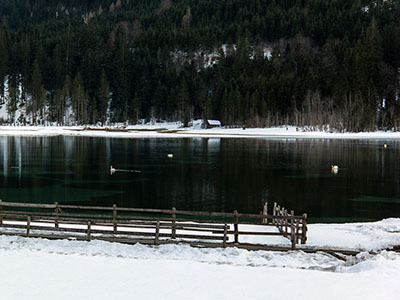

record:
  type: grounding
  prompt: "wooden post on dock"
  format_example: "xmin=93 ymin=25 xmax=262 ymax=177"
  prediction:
xmin=0 ymin=200 xmax=2 ymax=225
xmin=290 ymin=210 xmax=294 ymax=241
xmin=290 ymin=220 xmax=296 ymax=250
xmin=284 ymin=209 xmax=288 ymax=237
xmin=272 ymin=202 xmax=277 ymax=225
xmin=301 ymin=213 xmax=308 ymax=244
xmin=234 ymin=210 xmax=239 ymax=244
xmin=27 ymin=216 xmax=31 ymax=237
xmin=154 ymin=220 xmax=160 ymax=245
xmin=87 ymin=221 xmax=91 ymax=241
xmin=278 ymin=205 xmax=282 ymax=229
xmin=279 ymin=208 xmax=282 ymax=232
xmin=262 ymin=202 xmax=268 ymax=224
xmin=171 ymin=207 xmax=176 ymax=239
xmin=54 ymin=202 xmax=59 ymax=229
xmin=113 ymin=204 xmax=117 ymax=232
xmin=222 ymin=224 xmax=228 ymax=248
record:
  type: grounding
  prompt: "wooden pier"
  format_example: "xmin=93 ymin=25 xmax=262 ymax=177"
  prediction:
xmin=0 ymin=200 xmax=307 ymax=250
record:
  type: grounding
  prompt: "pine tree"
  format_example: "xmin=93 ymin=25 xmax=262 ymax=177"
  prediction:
xmin=61 ymin=76 xmax=72 ymax=125
xmin=130 ymin=92 xmax=141 ymax=124
xmin=72 ymin=74 xmax=88 ymax=125
xmin=55 ymin=88 xmax=65 ymax=124
xmin=6 ymin=84 xmax=18 ymax=123
xmin=0 ymin=26 xmax=8 ymax=100
xmin=111 ymin=23 xmax=130 ymax=122
xmin=31 ymin=60 xmax=46 ymax=124
xmin=97 ymin=69 xmax=110 ymax=125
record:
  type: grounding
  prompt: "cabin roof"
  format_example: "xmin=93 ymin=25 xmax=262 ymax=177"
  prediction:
xmin=207 ymin=120 xmax=221 ymax=126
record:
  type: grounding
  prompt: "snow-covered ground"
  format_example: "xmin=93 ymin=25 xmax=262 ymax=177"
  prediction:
xmin=1 ymin=219 xmax=399 ymax=299
xmin=0 ymin=122 xmax=400 ymax=139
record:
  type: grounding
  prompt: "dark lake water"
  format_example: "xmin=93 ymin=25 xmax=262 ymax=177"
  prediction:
xmin=0 ymin=136 xmax=399 ymax=222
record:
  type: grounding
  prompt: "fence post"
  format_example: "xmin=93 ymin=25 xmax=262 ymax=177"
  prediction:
xmin=54 ymin=202 xmax=59 ymax=229
xmin=301 ymin=213 xmax=308 ymax=244
xmin=262 ymin=202 xmax=268 ymax=224
xmin=222 ymin=224 xmax=228 ymax=248
xmin=234 ymin=210 xmax=239 ymax=244
xmin=272 ymin=202 xmax=277 ymax=225
xmin=278 ymin=208 xmax=281 ymax=232
xmin=284 ymin=209 xmax=288 ymax=237
xmin=0 ymin=199 xmax=2 ymax=225
xmin=278 ymin=206 xmax=282 ymax=229
xmin=154 ymin=220 xmax=160 ymax=245
xmin=113 ymin=204 xmax=117 ymax=232
xmin=290 ymin=220 xmax=296 ymax=250
xmin=87 ymin=221 xmax=91 ymax=241
xmin=290 ymin=209 xmax=294 ymax=240
xmin=171 ymin=207 xmax=176 ymax=239
xmin=27 ymin=216 xmax=31 ymax=237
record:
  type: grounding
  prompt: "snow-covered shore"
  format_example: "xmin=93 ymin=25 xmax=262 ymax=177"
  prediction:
xmin=1 ymin=123 xmax=400 ymax=139
xmin=1 ymin=219 xmax=399 ymax=299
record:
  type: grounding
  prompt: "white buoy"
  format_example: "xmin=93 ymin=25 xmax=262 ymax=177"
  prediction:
xmin=331 ymin=165 xmax=339 ymax=174
xmin=110 ymin=165 xmax=116 ymax=175
xmin=167 ymin=154 xmax=173 ymax=158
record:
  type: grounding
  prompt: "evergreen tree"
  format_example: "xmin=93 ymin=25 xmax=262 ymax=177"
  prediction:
xmin=6 ymin=83 xmax=18 ymax=123
xmin=71 ymin=74 xmax=88 ymax=124
xmin=0 ymin=25 xmax=8 ymax=100
xmin=31 ymin=60 xmax=46 ymax=124
xmin=97 ymin=69 xmax=110 ymax=125
xmin=110 ymin=23 xmax=130 ymax=122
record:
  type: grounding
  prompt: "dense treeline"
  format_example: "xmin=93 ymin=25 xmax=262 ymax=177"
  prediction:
xmin=0 ymin=0 xmax=399 ymax=131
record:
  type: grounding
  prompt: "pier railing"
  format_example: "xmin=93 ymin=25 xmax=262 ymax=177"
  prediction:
xmin=0 ymin=200 xmax=307 ymax=250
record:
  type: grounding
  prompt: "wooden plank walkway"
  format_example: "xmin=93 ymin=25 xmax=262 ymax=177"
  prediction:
xmin=0 ymin=200 xmax=308 ymax=250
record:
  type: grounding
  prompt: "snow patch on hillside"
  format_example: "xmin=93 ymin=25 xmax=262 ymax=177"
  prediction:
xmin=171 ymin=44 xmax=272 ymax=70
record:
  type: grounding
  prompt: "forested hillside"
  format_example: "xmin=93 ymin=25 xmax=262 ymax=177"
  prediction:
xmin=0 ymin=0 xmax=399 ymax=131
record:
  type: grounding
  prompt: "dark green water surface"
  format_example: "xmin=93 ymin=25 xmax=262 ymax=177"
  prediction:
xmin=0 ymin=136 xmax=399 ymax=222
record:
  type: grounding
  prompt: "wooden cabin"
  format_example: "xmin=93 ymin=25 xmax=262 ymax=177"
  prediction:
xmin=204 ymin=119 xmax=221 ymax=128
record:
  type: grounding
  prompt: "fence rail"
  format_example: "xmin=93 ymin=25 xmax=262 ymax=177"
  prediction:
xmin=0 ymin=200 xmax=307 ymax=250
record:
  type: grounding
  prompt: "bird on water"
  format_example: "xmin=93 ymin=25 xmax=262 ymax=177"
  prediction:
xmin=110 ymin=165 xmax=116 ymax=175
xmin=331 ymin=165 xmax=339 ymax=174
xmin=110 ymin=165 xmax=141 ymax=174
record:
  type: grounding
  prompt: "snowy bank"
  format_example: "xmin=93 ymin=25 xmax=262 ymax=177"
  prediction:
xmin=1 ymin=219 xmax=400 ymax=300
xmin=0 ymin=124 xmax=400 ymax=139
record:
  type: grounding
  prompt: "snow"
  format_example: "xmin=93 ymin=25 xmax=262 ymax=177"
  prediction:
xmin=0 ymin=123 xmax=399 ymax=139
xmin=304 ymin=219 xmax=400 ymax=251
xmin=171 ymin=44 xmax=273 ymax=70
xmin=1 ymin=219 xmax=400 ymax=299
xmin=234 ymin=219 xmax=400 ymax=252
xmin=207 ymin=119 xmax=221 ymax=126
xmin=362 ymin=5 xmax=369 ymax=13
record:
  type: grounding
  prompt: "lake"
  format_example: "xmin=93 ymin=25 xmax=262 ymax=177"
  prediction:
xmin=0 ymin=136 xmax=399 ymax=222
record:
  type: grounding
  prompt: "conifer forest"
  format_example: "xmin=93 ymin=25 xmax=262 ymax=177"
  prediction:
xmin=0 ymin=0 xmax=399 ymax=131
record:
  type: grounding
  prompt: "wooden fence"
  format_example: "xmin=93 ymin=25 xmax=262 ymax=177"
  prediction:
xmin=270 ymin=202 xmax=307 ymax=245
xmin=0 ymin=200 xmax=307 ymax=250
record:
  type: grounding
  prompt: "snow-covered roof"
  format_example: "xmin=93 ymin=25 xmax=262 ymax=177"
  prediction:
xmin=207 ymin=120 xmax=221 ymax=126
